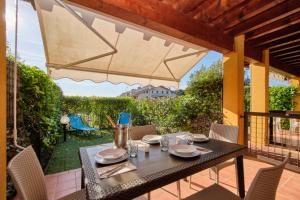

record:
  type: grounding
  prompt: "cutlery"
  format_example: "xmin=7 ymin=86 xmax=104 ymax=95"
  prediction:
xmin=101 ymin=162 xmax=127 ymax=178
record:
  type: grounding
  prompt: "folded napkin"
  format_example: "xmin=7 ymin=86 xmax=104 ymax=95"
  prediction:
xmin=97 ymin=162 xmax=137 ymax=179
xmin=194 ymin=146 xmax=213 ymax=154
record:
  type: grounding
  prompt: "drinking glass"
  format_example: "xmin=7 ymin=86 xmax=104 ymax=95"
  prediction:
xmin=128 ymin=141 xmax=138 ymax=157
xmin=186 ymin=133 xmax=194 ymax=145
xmin=160 ymin=135 xmax=169 ymax=151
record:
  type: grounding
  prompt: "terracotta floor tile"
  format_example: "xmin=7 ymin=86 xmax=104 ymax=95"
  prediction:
xmin=57 ymin=172 xmax=76 ymax=183
xmin=56 ymin=179 xmax=77 ymax=193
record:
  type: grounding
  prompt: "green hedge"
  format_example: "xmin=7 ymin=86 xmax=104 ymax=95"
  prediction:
xmin=17 ymin=61 xmax=63 ymax=154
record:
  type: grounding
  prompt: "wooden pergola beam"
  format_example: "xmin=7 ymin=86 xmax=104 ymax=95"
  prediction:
xmin=66 ymin=0 xmax=233 ymax=53
xmin=227 ymin=0 xmax=300 ymax=36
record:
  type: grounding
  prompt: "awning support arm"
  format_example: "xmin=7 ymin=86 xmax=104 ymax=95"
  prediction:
xmin=53 ymin=0 xmax=118 ymax=68
xmin=163 ymin=50 xmax=208 ymax=80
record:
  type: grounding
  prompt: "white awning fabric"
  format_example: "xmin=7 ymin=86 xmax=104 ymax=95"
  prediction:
xmin=34 ymin=0 xmax=208 ymax=88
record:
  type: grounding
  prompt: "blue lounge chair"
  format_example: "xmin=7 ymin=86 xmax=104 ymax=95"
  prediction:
xmin=117 ymin=112 xmax=131 ymax=126
xmin=68 ymin=114 xmax=98 ymax=132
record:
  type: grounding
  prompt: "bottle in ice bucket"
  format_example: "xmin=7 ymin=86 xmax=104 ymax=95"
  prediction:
xmin=113 ymin=124 xmax=129 ymax=149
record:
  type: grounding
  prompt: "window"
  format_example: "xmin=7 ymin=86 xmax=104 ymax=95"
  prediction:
xmin=152 ymin=91 xmax=153 ymax=94
xmin=156 ymin=91 xmax=158 ymax=94
xmin=162 ymin=91 xmax=164 ymax=94
xmin=166 ymin=91 xmax=168 ymax=94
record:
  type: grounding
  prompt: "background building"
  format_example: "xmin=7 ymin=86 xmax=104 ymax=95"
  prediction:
xmin=120 ymin=85 xmax=176 ymax=100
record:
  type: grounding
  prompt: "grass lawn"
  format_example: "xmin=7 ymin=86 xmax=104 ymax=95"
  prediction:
xmin=46 ymin=130 xmax=113 ymax=174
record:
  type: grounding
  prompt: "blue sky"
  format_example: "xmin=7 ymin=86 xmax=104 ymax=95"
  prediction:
xmin=6 ymin=0 xmax=287 ymax=97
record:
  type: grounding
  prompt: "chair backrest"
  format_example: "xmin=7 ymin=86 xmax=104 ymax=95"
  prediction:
xmin=245 ymin=153 xmax=290 ymax=200
xmin=8 ymin=146 xmax=48 ymax=200
xmin=118 ymin=112 xmax=131 ymax=125
xmin=209 ymin=123 xmax=239 ymax=143
xmin=68 ymin=114 xmax=85 ymax=129
xmin=130 ymin=125 xmax=157 ymax=140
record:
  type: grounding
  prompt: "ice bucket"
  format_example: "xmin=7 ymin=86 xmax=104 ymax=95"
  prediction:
xmin=113 ymin=124 xmax=129 ymax=148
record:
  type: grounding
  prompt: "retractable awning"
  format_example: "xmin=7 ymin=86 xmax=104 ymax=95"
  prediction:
xmin=33 ymin=0 xmax=208 ymax=88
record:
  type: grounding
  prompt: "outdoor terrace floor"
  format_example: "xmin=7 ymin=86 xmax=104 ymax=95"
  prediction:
xmin=14 ymin=156 xmax=300 ymax=200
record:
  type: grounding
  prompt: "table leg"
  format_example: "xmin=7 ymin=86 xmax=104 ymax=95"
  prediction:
xmin=235 ymin=155 xmax=245 ymax=198
xmin=81 ymin=168 xmax=85 ymax=189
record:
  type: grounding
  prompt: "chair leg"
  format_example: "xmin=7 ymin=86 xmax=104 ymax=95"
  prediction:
xmin=176 ymin=180 xmax=182 ymax=200
xmin=215 ymin=168 xmax=219 ymax=184
xmin=209 ymin=168 xmax=213 ymax=180
xmin=189 ymin=176 xmax=192 ymax=189
xmin=147 ymin=192 xmax=150 ymax=200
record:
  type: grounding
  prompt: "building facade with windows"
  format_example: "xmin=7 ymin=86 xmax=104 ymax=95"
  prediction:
xmin=120 ymin=85 xmax=176 ymax=100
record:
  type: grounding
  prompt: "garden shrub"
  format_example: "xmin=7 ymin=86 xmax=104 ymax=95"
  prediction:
xmin=17 ymin=60 xmax=63 ymax=163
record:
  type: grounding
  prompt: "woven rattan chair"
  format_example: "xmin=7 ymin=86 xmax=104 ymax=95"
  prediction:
xmin=8 ymin=146 xmax=86 ymax=200
xmin=129 ymin=124 xmax=157 ymax=140
xmin=184 ymin=153 xmax=290 ymax=200
xmin=208 ymin=123 xmax=239 ymax=184
xmin=129 ymin=125 xmax=181 ymax=200
xmin=189 ymin=123 xmax=239 ymax=190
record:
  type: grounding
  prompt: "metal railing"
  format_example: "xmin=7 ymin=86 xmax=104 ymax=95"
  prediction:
xmin=244 ymin=111 xmax=300 ymax=169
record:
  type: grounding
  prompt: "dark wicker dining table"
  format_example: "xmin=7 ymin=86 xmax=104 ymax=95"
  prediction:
xmin=79 ymin=135 xmax=247 ymax=200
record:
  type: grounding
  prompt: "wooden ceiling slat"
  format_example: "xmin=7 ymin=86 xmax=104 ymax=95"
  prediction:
xmin=270 ymin=56 xmax=300 ymax=76
xmin=274 ymin=51 xmax=300 ymax=59
xmin=271 ymin=46 xmax=300 ymax=56
xmin=193 ymin=0 xmax=245 ymax=23
xmin=226 ymin=0 xmax=300 ymax=36
xmin=288 ymin=61 xmax=300 ymax=65
xmin=245 ymin=12 xmax=300 ymax=41
xmin=271 ymin=41 xmax=300 ymax=53
xmin=246 ymin=23 xmax=300 ymax=46
xmin=274 ymin=50 xmax=300 ymax=58
xmin=161 ymin=0 xmax=207 ymax=14
xmin=256 ymin=33 xmax=300 ymax=49
xmin=210 ymin=0 xmax=251 ymax=24
xmin=284 ymin=58 xmax=300 ymax=63
xmin=279 ymin=54 xmax=300 ymax=60
xmin=180 ymin=0 xmax=207 ymax=13
xmin=216 ymin=0 xmax=286 ymax=30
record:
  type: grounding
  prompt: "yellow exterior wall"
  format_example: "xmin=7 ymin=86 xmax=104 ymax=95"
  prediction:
xmin=250 ymin=50 xmax=269 ymax=145
xmin=0 ymin=0 xmax=6 ymax=198
xmin=223 ymin=35 xmax=245 ymax=144
xmin=291 ymin=78 xmax=300 ymax=111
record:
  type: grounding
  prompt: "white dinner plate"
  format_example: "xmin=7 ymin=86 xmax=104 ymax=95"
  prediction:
xmin=193 ymin=134 xmax=210 ymax=143
xmin=142 ymin=135 xmax=162 ymax=144
xmin=95 ymin=153 xmax=128 ymax=164
xmin=169 ymin=146 xmax=201 ymax=158
xmin=96 ymin=148 xmax=127 ymax=160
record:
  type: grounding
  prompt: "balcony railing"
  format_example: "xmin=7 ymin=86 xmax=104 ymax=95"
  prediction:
xmin=244 ymin=111 xmax=300 ymax=170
